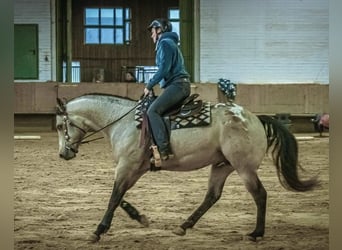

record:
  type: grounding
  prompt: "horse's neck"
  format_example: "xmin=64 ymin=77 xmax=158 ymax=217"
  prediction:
xmin=68 ymin=97 xmax=135 ymax=131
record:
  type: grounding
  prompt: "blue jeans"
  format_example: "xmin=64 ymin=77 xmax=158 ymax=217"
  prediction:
xmin=147 ymin=80 xmax=191 ymax=152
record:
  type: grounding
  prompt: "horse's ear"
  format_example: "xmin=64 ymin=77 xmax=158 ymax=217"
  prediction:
xmin=56 ymin=98 xmax=66 ymax=114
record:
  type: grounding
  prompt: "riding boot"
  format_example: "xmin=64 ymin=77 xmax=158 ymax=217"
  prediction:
xmin=159 ymin=146 xmax=174 ymax=161
xmin=150 ymin=145 xmax=174 ymax=166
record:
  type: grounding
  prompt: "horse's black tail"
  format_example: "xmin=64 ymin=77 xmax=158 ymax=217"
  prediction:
xmin=258 ymin=115 xmax=319 ymax=192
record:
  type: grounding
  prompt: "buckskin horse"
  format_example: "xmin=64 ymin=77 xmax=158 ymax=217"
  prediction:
xmin=55 ymin=93 xmax=318 ymax=243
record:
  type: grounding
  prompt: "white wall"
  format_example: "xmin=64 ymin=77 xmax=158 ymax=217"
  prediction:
xmin=13 ymin=0 xmax=329 ymax=84
xmin=14 ymin=0 xmax=53 ymax=82
xmin=199 ymin=0 xmax=329 ymax=84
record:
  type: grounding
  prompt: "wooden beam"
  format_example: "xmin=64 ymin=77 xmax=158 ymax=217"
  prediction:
xmin=14 ymin=135 xmax=41 ymax=140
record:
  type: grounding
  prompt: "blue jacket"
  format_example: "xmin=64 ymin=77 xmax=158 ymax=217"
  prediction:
xmin=146 ymin=32 xmax=190 ymax=90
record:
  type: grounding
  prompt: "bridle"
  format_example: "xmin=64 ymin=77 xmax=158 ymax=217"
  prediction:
xmin=61 ymin=113 xmax=89 ymax=153
xmin=58 ymin=95 xmax=147 ymax=152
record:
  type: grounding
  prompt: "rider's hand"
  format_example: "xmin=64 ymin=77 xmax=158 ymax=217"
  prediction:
xmin=144 ymin=87 xmax=151 ymax=97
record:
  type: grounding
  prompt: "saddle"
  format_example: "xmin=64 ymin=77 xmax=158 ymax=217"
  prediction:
xmin=134 ymin=93 xmax=210 ymax=171
xmin=164 ymin=94 xmax=203 ymax=118
xmin=135 ymin=93 xmax=204 ymax=129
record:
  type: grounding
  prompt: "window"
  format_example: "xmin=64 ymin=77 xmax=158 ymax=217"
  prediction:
xmin=168 ymin=8 xmax=180 ymax=39
xmin=84 ymin=7 xmax=131 ymax=44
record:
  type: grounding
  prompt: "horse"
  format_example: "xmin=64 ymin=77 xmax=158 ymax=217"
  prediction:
xmin=55 ymin=93 xmax=319 ymax=243
xmin=311 ymin=113 xmax=329 ymax=137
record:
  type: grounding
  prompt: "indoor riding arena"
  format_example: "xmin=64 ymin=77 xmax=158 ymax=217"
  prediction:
xmin=14 ymin=83 xmax=329 ymax=250
xmin=14 ymin=0 xmax=329 ymax=249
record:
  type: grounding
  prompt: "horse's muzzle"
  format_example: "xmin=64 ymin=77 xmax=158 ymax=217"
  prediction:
xmin=59 ymin=146 xmax=78 ymax=160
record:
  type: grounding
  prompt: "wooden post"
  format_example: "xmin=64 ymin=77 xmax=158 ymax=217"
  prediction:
xmin=66 ymin=0 xmax=72 ymax=83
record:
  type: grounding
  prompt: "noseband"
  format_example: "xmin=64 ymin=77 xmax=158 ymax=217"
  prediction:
xmin=62 ymin=113 xmax=87 ymax=153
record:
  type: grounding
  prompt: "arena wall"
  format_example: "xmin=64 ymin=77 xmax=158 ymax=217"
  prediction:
xmin=14 ymin=82 xmax=328 ymax=133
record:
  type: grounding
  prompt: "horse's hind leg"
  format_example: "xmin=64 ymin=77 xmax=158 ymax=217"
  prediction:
xmin=120 ymin=199 xmax=149 ymax=227
xmin=173 ymin=163 xmax=234 ymax=236
xmin=237 ymin=168 xmax=267 ymax=241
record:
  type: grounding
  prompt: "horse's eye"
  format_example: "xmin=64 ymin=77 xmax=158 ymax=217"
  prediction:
xmin=56 ymin=124 xmax=63 ymax=130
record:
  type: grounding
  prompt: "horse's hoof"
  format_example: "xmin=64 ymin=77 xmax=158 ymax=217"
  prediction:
xmin=244 ymin=234 xmax=263 ymax=242
xmin=172 ymin=227 xmax=186 ymax=236
xmin=139 ymin=214 xmax=149 ymax=227
xmin=88 ymin=233 xmax=100 ymax=243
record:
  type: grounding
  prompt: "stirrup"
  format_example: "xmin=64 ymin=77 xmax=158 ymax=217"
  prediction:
xmin=150 ymin=145 xmax=162 ymax=167
xmin=150 ymin=152 xmax=174 ymax=165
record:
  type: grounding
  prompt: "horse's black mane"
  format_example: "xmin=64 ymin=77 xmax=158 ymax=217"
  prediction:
xmin=67 ymin=93 xmax=138 ymax=103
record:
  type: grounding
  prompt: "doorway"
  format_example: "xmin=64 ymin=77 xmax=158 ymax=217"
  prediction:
xmin=14 ymin=24 xmax=39 ymax=79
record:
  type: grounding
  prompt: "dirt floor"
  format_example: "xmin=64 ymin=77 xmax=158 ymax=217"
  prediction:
xmin=14 ymin=131 xmax=329 ymax=250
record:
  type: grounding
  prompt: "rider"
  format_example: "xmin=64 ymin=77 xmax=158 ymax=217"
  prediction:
xmin=144 ymin=18 xmax=191 ymax=161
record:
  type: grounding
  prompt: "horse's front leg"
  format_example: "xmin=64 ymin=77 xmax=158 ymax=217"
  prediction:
xmin=90 ymin=182 xmax=124 ymax=242
xmin=90 ymin=160 xmax=148 ymax=242
xmin=120 ymin=199 xmax=149 ymax=227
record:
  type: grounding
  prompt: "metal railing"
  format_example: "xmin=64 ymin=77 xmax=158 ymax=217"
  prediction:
xmin=62 ymin=63 xmax=158 ymax=83
xmin=121 ymin=66 xmax=158 ymax=83
xmin=62 ymin=62 xmax=81 ymax=83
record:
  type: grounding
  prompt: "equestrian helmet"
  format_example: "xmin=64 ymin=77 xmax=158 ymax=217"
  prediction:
xmin=147 ymin=18 xmax=172 ymax=33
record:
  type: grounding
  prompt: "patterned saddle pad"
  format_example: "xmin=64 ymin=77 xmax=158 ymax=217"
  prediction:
xmin=134 ymin=100 xmax=211 ymax=130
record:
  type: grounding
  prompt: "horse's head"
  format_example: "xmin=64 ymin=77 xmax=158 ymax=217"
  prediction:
xmin=56 ymin=98 xmax=88 ymax=160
